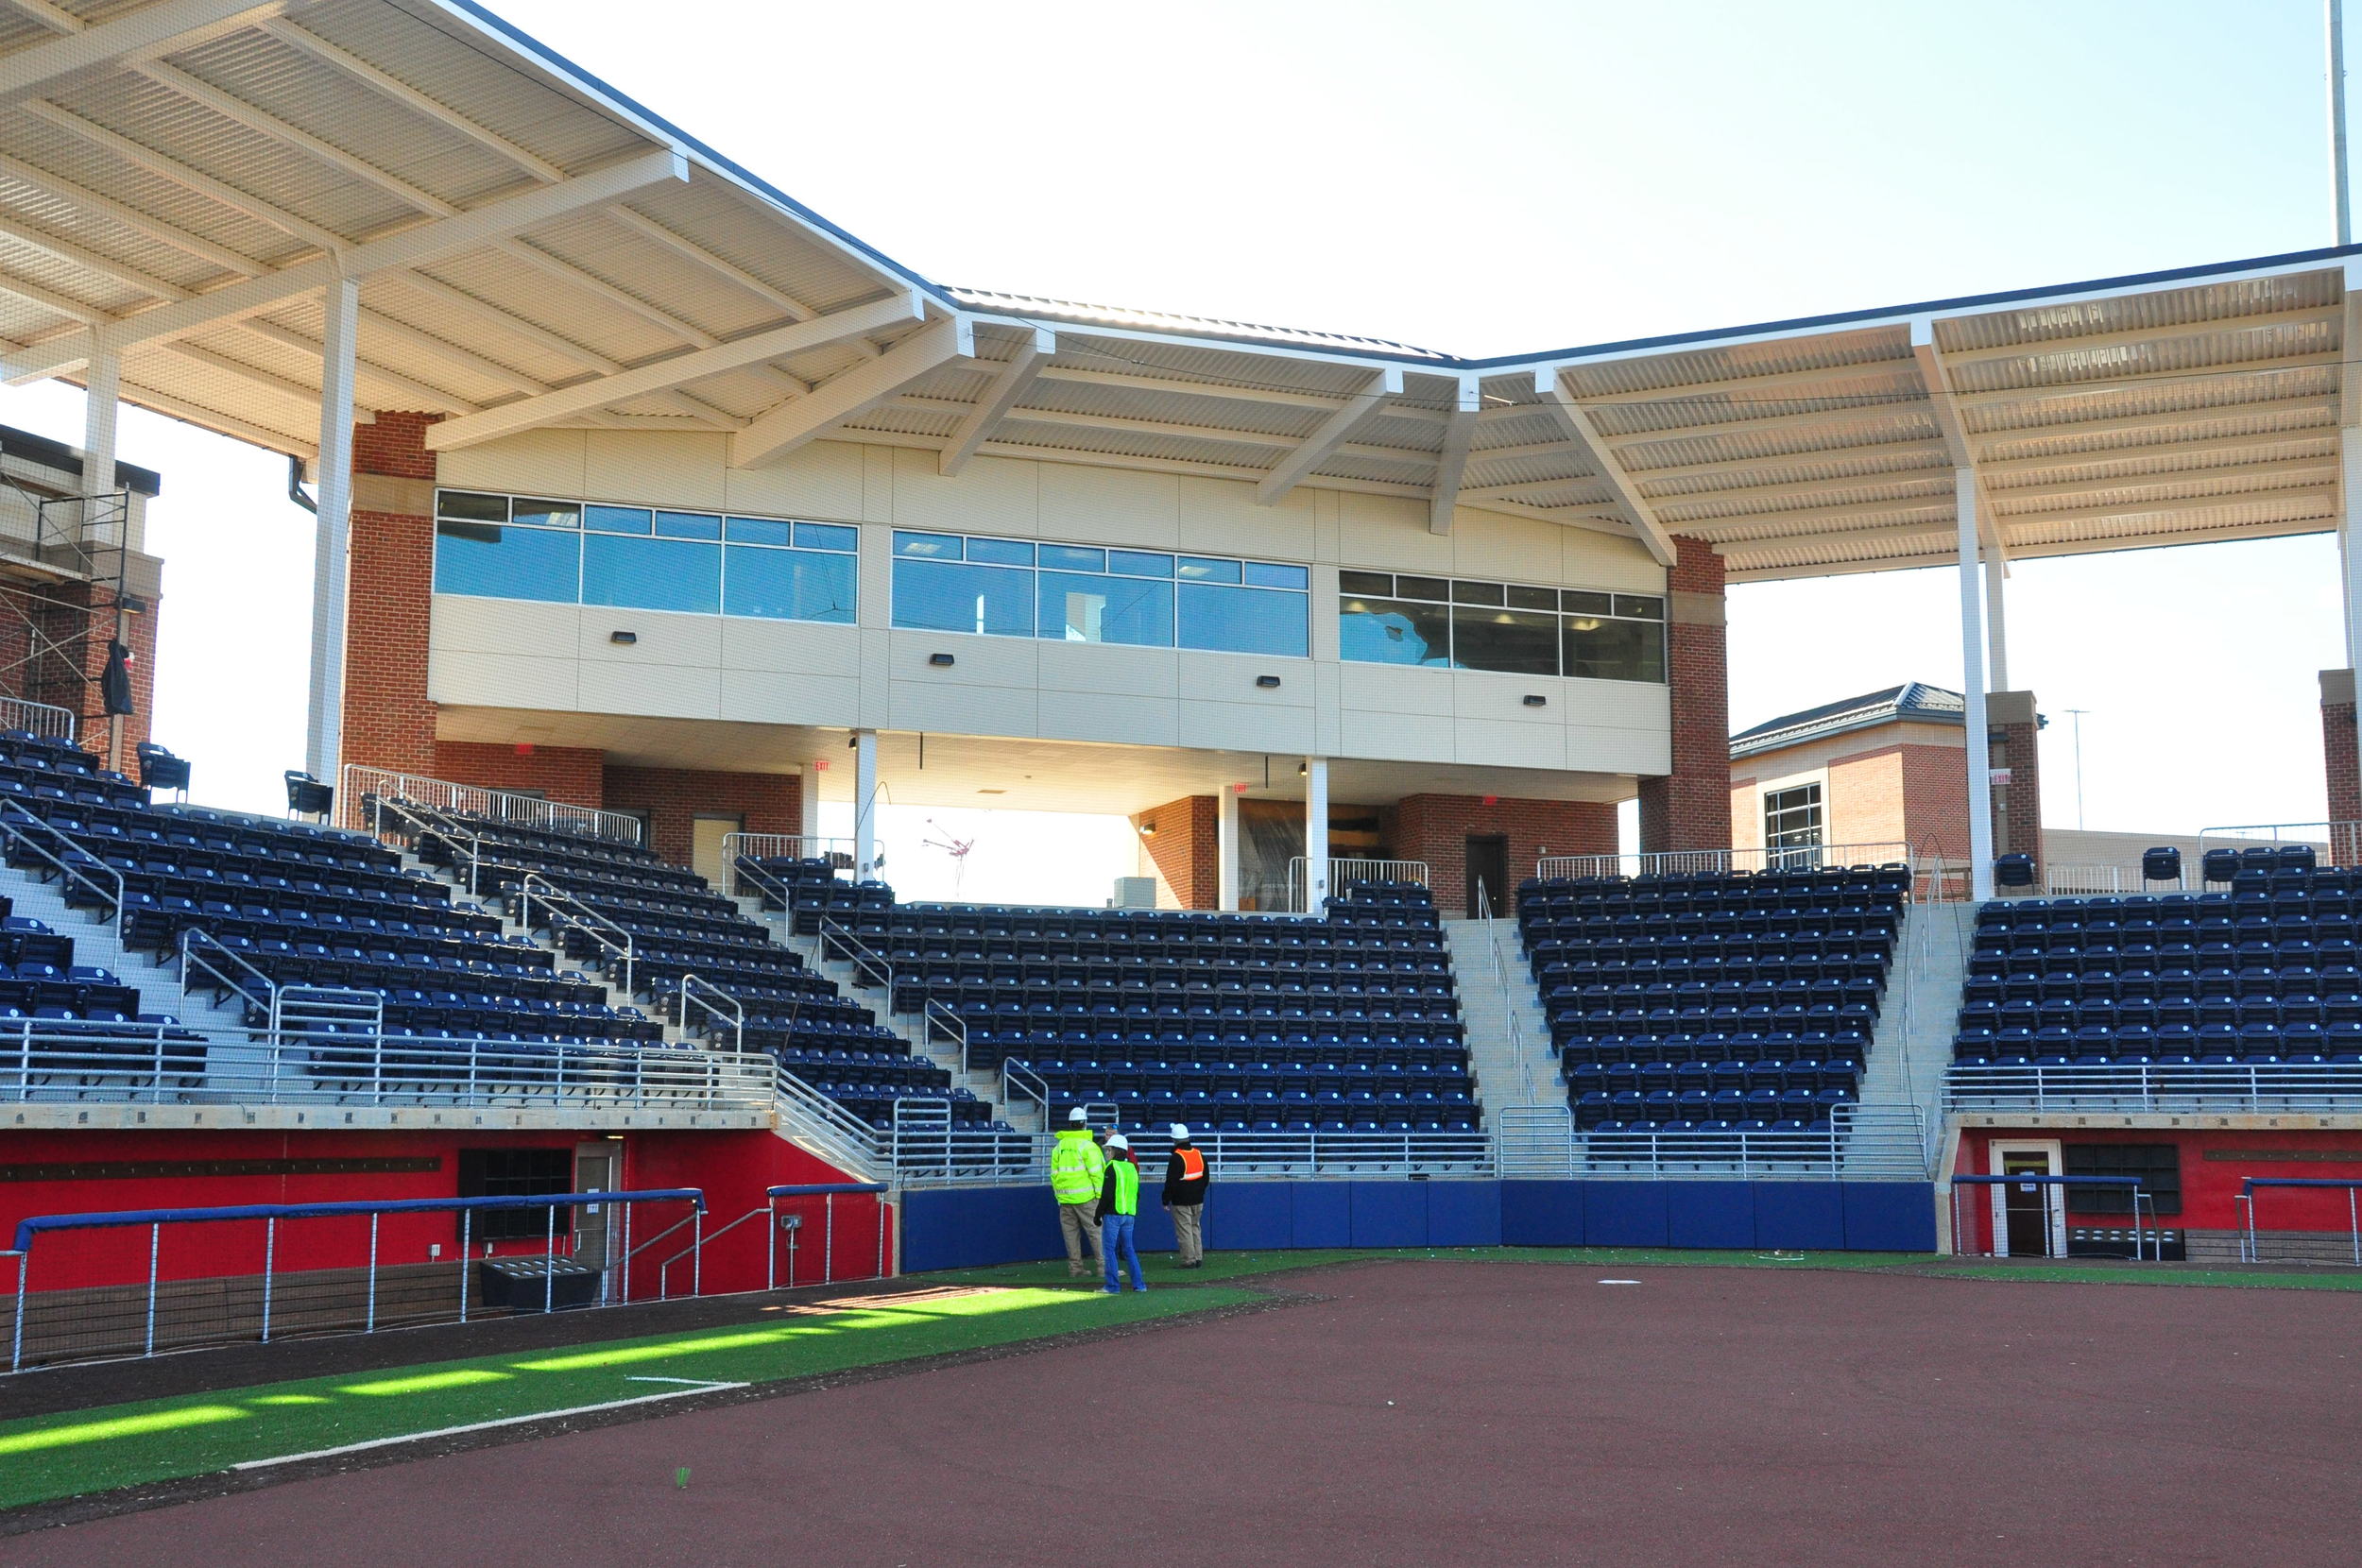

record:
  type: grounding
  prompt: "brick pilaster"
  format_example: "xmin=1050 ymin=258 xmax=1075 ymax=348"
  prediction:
xmin=2325 ymin=671 xmax=2359 ymax=859
xmin=1387 ymin=793 xmax=1617 ymax=913
xmin=1989 ymin=690 xmax=2043 ymax=880
xmin=342 ymin=413 xmax=440 ymax=779
xmin=603 ymin=766 xmax=802 ymax=871
xmin=1638 ymin=536 xmax=1731 ymax=854
xmin=1133 ymin=794 xmax=1218 ymax=908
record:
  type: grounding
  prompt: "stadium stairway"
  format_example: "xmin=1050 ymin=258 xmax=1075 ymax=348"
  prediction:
xmin=0 ymin=867 xmax=235 ymax=1029
xmin=1441 ymin=917 xmax=1557 ymax=1115
xmin=1857 ymin=899 xmax=1976 ymax=1144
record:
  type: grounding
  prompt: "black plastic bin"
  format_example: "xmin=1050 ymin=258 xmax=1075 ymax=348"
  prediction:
xmin=477 ymin=1255 xmax=602 ymax=1311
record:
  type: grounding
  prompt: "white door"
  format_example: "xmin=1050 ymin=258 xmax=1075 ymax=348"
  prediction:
xmin=1989 ymin=1140 xmax=2064 ymax=1258
xmin=692 ymin=814 xmax=742 ymax=890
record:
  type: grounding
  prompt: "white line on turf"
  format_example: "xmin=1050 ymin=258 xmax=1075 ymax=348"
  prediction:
xmin=228 ymin=1383 xmax=754 ymax=1470
xmin=1597 ymin=1279 xmax=1642 ymax=1285
xmin=624 ymin=1377 xmax=742 ymax=1388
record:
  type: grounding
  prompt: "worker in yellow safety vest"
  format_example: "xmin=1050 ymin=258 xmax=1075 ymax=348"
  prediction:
xmin=1162 ymin=1122 xmax=1210 ymax=1268
xmin=1050 ymin=1106 xmax=1106 ymax=1277
xmin=1097 ymin=1133 xmax=1146 ymax=1293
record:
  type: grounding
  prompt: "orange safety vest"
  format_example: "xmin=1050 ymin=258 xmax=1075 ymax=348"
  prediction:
xmin=1174 ymin=1147 xmax=1207 ymax=1182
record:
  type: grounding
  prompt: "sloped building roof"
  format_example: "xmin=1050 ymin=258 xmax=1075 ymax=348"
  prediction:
xmin=1730 ymin=683 xmax=1965 ymax=759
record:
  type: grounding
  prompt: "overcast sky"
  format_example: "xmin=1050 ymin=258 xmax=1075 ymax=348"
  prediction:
xmin=0 ymin=0 xmax=2348 ymax=898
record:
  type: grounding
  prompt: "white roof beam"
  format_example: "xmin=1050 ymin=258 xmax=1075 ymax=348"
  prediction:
xmin=1532 ymin=370 xmax=1677 ymax=564
xmin=733 ymin=314 xmax=973 ymax=469
xmin=1258 ymin=366 xmax=1401 ymax=504
xmin=0 ymin=267 xmax=100 ymax=322
xmin=4 ymin=147 xmax=688 ymax=382
xmin=425 ymin=289 xmax=923 ymax=451
xmin=1950 ymin=351 xmax=2339 ymax=409
xmin=0 ymin=146 xmax=265 ymax=277
xmin=1428 ymin=374 xmax=1479 ymax=535
xmin=20 ymin=99 xmax=345 ymax=254
xmin=234 ymin=316 xmax=472 ymax=413
xmin=605 ymin=206 xmax=819 ymax=323
xmin=1466 ymin=438 xmax=1585 ymax=466
xmin=1679 ymin=496 xmax=1956 ymax=541
xmin=0 ymin=0 xmax=283 ymax=107
xmin=397 ymin=270 xmax=626 ymax=373
xmin=1988 ymin=457 xmax=2336 ymax=509
xmin=1567 ymin=356 xmax=1924 ymax=407
xmin=1652 ymin=466 xmax=1954 ymax=509
xmin=491 ymin=235 xmax=717 ymax=348
xmin=256 ymin=19 xmax=567 ymax=185
xmin=1977 ymin=425 xmax=2336 ymax=478
xmin=0 ymin=212 xmax=187 ymax=298
xmin=1984 ymin=483 xmax=2332 ymax=533
xmin=1598 ymin=401 xmax=1931 ymax=450
xmin=940 ymin=327 xmax=1052 ymax=476
xmin=1616 ymin=435 xmax=1947 ymax=485
xmin=355 ymin=306 xmax=552 ymax=396
xmin=1936 ymin=305 xmax=2342 ymax=368
xmin=1974 ymin=397 xmax=2336 ymax=453
xmin=1910 ymin=320 xmax=2001 ymax=561
xmin=119 ymin=372 xmax=315 ymax=455
xmin=164 ymin=337 xmax=378 ymax=417
xmin=3 ymin=0 xmax=85 ymax=34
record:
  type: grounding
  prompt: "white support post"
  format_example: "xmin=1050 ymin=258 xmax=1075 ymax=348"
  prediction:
xmin=2342 ymin=427 xmax=2362 ymax=797
xmin=1217 ymin=786 xmax=1240 ymax=912
xmin=1303 ymin=758 xmax=1329 ymax=912
xmin=853 ymin=729 xmax=879 ymax=883
xmin=1957 ymin=467 xmax=1994 ymax=902
xmin=303 ymin=275 xmax=358 ymax=787
xmin=83 ymin=349 xmax=123 ymax=773
xmin=799 ymin=764 xmax=821 ymax=848
xmin=1983 ymin=551 xmax=2010 ymax=693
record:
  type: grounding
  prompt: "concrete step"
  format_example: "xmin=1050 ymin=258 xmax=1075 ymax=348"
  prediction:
xmin=1440 ymin=917 xmax=1559 ymax=1116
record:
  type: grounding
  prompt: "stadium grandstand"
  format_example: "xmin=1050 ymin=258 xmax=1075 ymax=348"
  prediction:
xmin=6 ymin=8 xmax=2362 ymax=1553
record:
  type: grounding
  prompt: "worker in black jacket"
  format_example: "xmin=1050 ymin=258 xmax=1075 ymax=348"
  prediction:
xmin=1162 ymin=1122 xmax=1210 ymax=1268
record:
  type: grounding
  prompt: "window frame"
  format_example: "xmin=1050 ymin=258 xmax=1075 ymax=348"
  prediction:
xmin=1337 ymin=570 xmax=1668 ymax=682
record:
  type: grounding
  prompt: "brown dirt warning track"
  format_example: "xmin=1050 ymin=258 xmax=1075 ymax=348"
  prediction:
xmin=5 ymin=1259 xmax=2359 ymax=1568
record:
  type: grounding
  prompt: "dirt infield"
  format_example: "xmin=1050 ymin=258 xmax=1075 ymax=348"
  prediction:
xmin=6 ymin=1259 xmax=2359 ymax=1567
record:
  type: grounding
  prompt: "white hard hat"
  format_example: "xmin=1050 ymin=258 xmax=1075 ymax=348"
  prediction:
xmin=1068 ymin=1106 xmax=1089 ymax=1123
xmin=1170 ymin=1123 xmax=1190 ymax=1140
xmin=1105 ymin=1133 xmax=1130 ymax=1150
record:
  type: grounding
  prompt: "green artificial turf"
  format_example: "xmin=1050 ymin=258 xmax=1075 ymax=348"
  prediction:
xmin=0 ymin=1284 xmax=1253 ymax=1511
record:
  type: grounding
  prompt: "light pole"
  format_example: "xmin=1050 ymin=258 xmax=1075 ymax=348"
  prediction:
xmin=2336 ymin=0 xmax=2353 ymax=245
xmin=2063 ymin=708 xmax=2093 ymax=831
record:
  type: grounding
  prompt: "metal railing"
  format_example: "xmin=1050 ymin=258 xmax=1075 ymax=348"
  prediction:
xmin=1947 ymin=1060 xmax=2362 ymax=1114
xmin=365 ymin=793 xmax=490 ymax=895
xmin=180 ymin=926 xmax=273 ymax=1018
xmin=677 ymin=973 xmax=743 ymax=1051
xmin=924 ymin=997 xmax=969 ymax=1074
xmin=0 ymin=800 xmax=123 ymax=934
xmin=341 ymin=765 xmax=646 ymax=845
xmin=885 ymin=1122 xmax=1498 ymax=1185
xmin=1284 ymin=857 xmax=1429 ymax=914
xmin=517 ymin=873 xmax=636 ymax=997
xmin=1566 ymin=1102 xmax=1927 ymax=1180
xmin=722 ymin=830 xmax=855 ymax=870
xmin=1535 ymin=842 xmax=1915 ymax=882
xmin=818 ymin=915 xmax=896 ymax=996
xmin=0 ymin=695 xmax=75 ymax=741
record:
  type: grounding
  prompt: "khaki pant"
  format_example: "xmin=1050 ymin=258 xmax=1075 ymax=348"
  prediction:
xmin=1058 ymin=1202 xmax=1103 ymax=1273
xmin=1171 ymin=1202 xmax=1205 ymax=1266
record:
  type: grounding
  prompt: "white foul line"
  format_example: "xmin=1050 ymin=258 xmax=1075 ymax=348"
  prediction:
xmin=229 ymin=1381 xmax=752 ymax=1471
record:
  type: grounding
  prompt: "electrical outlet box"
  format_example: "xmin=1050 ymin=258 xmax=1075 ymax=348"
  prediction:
xmin=429 ymin=1243 xmax=442 ymax=1259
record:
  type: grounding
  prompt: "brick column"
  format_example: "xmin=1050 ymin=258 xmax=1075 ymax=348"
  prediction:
xmin=1388 ymin=793 xmax=1617 ymax=913
xmin=1988 ymin=690 xmax=2043 ymax=879
xmin=1133 ymin=795 xmax=1217 ymax=908
xmin=603 ymin=765 xmax=803 ymax=870
xmin=341 ymin=413 xmax=440 ymax=779
xmin=1638 ymin=536 xmax=1731 ymax=854
xmin=2325 ymin=671 xmax=2359 ymax=855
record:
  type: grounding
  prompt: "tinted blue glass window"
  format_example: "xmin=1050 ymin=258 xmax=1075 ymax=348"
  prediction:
xmin=1041 ymin=544 xmax=1106 ymax=572
xmin=796 ymin=521 xmax=858 ymax=553
xmin=894 ymin=531 xmax=961 ymax=559
xmin=966 ymin=537 xmax=1035 ymax=567
xmin=725 ymin=517 xmax=792 ymax=545
xmin=656 ymin=510 xmax=723 ymax=540
xmin=437 ymin=491 xmax=507 ymax=523
xmin=1037 ymin=571 xmax=1173 ymax=646
xmin=1176 ymin=555 xmax=1241 ymax=583
xmin=1178 ymin=582 xmax=1306 ymax=656
xmin=511 ymin=498 xmax=579 ymax=529
xmin=1109 ymin=551 xmax=1172 ymax=577
xmin=582 ymin=535 xmax=721 ymax=613
xmin=584 ymin=504 xmax=650 ymax=534
xmin=894 ymin=558 xmax=1033 ymax=636
xmin=434 ymin=522 xmax=578 ymax=603
xmin=1339 ymin=596 xmax=1450 ymax=666
xmin=1243 ymin=560 xmax=1309 ymax=589
xmin=725 ymin=547 xmax=856 ymax=623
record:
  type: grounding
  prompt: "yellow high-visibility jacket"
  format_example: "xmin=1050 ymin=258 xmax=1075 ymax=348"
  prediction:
xmin=1050 ymin=1128 xmax=1106 ymax=1204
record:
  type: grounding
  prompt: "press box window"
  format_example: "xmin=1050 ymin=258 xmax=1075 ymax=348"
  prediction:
xmin=1339 ymin=571 xmax=1667 ymax=681
xmin=2062 ymin=1144 xmax=2182 ymax=1216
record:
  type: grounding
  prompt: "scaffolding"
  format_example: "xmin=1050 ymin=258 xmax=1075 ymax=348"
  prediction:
xmin=0 ymin=473 xmax=137 ymax=770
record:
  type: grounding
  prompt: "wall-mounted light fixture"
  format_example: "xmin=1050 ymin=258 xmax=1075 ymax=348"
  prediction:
xmin=1138 ymin=820 xmax=1157 ymax=837
xmin=1255 ymin=674 xmax=1281 ymax=689
xmin=928 ymin=652 xmax=955 ymax=667
xmin=608 ymin=630 xmax=637 ymax=645
xmin=1522 ymin=694 xmax=1547 ymax=707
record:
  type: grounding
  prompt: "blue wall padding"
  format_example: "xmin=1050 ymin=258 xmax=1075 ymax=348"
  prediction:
xmin=1500 ymin=1180 xmax=1587 ymax=1245
xmin=900 ymin=1185 xmax=1064 ymax=1272
xmin=1291 ymin=1182 xmax=1352 ymax=1248
xmin=1841 ymin=1182 xmax=1938 ymax=1251
xmin=1207 ymin=1183 xmax=1293 ymax=1251
xmin=1583 ymin=1182 xmax=1671 ymax=1247
xmin=1349 ymin=1181 xmax=1429 ymax=1247
xmin=1751 ymin=1182 xmax=1847 ymax=1250
xmin=1131 ymin=1184 xmax=1176 ymax=1253
xmin=1426 ymin=1180 xmax=1503 ymax=1247
xmin=1668 ymin=1181 xmax=1756 ymax=1250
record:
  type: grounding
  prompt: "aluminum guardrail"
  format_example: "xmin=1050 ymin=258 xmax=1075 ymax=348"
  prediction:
xmin=1947 ymin=1061 xmax=2362 ymax=1114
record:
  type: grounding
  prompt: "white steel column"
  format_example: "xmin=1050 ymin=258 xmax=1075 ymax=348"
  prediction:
xmin=1217 ymin=785 xmax=1240 ymax=912
xmin=2336 ymin=0 xmax=2353 ymax=246
xmin=2342 ymin=428 xmax=2362 ymax=791
xmin=853 ymin=729 xmax=879 ymax=882
xmin=1957 ymin=468 xmax=1994 ymax=901
xmin=303 ymin=275 xmax=359 ymax=787
xmin=799 ymin=764 xmax=821 ymax=847
xmin=1983 ymin=552 xmax=2010 ymax=693
xmin=1303 ymin=758 xmax=1329 ymax=912
xmin=81 ymin=350 xmax=119 ymax=520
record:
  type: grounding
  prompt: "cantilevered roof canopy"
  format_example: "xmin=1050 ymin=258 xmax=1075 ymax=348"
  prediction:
xmin=0 ymin=0 xmax=2351 ymax=582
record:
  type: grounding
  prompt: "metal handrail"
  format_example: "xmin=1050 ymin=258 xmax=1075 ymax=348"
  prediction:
xmin=1536 ymin=842 xmax=1917 ymax=882
xmin=678 ymin=972 xmax=744 ymax=1051
xmin=924 ymin=997 xmax=969 ymax=1075
xmin=1001 ymin=1058 xmax=1050 ymax=1116
xmin=0 ymin=696 xmax=75 ymax=741
xmin=725 ymin=853 xmax=800 ymax=930
xmin=179 ymin=926 xmax=274 ymax=1018
xmin=722 ymin=830 xmax=854 ymax=870
xmin=765 ymin=1062 xmax=892 ymax=1180
xmin=341 ymin=764 xmax=646 ymax=844
xmin=517 ymin=873 xmax=636 ymax=997
xmin=0 ymin=801 xmax=123 ymax=936
xmin=818 ymin=916 xmax=895 ymax=997
xmin=366 ymin=793 xmax=489 ymax=896
xmin=1285 ymin=856 xmax=1431 ymax=914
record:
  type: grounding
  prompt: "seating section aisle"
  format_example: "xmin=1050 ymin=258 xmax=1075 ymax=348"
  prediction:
xmin=1953 ymin=843 xmax=2362 ymax=1075
xmin=393 ymin=806 xmax=996 ymax=1132
xmin=1520 ymin=865 xmax=1908 ymax=1139
xmin=810 ymin=879 xmax=1479 ymax=1134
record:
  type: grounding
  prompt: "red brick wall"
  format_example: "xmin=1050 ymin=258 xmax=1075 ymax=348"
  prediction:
xmin=433 ymin=741 xmax=605 ymax=809
xmin=342 ymin=413 xmax=439 ymax=779
xmin=1638 ymin=536 xmax=1731 ymax=854
xmin=1994 ymin=716 xmax=2043 ymax=878
xmin=1388 ymin=793 xmax=1617 ymax=913
xmin=1900 ymin=742 xmax=1972 ymax=861
xmin=2324 ymin=673 xmax=2358 ymax=852
xmin=602 ymin=765 xmax=801 ymax=871
xmin=1133 ymin=794 xmax=1217 ymax=909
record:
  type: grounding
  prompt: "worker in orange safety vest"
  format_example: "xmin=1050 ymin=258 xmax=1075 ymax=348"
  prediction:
xmin=1162 ymin=1122 xmax=1210 ymax=1269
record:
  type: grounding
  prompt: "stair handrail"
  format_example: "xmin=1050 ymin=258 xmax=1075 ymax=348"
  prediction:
xmin=1001 ymin=1058 xmax=1050 ymax=1116
xmin=677 ymin=972 xmax=744 ymax=1052
xmin=179 ymin=925 xmax=274 ymax=1022
xmin=767 ymin=1061 xmax=891 ymax=1180
xmin=726 ymin=851 xmax=800 ymax=935
xmin=923 ymin=997 xmax=969 ymax=1075
xmin=1484 ymin=912 xmax=1537 ymax=1107
xmin=817 ymin=916 xmax=895 ymax=997
xmin=653 ymin=1204 xmax=782 ymax=1300
xmin=365 ymin=793 xmax=488 ymax=896
xmin=0 ymin=801 xmax=122 ymax=937
xmin=517 ymin=872 xmax=636 ymax=997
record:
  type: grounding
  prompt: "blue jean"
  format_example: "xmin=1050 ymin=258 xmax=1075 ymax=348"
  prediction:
xmin=1102 ymin=1213 xmax=1143 ymax=1291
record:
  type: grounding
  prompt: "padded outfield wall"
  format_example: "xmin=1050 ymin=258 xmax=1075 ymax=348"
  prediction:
xmin=901 ymin=1180 xmax=1936 ymax=1270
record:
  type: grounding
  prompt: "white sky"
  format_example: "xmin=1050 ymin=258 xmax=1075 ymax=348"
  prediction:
xmin=0 ymin=0 xmax=2348 ymax=898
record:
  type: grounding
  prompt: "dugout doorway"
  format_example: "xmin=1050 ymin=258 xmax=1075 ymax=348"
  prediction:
xmin=1991 ymin=1141 xmax=2065 ymax=1257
